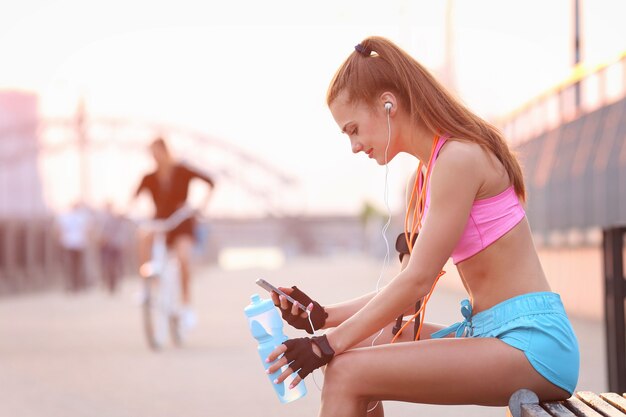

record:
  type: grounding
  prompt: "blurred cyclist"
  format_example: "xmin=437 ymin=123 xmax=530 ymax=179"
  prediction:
xmin=131 ymin=137 xmax=215 ymax=330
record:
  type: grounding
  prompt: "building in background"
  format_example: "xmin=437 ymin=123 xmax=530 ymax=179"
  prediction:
xmin=0 ymin=90 xmax=47 ymax=218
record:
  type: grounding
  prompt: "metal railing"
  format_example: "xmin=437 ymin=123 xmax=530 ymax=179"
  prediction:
xmin=497 ymin=51 xmax=626 ymax=147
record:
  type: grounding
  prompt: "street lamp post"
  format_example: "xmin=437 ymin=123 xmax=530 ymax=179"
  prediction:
xmin=75 ymin=98 xmax=89 ymax=204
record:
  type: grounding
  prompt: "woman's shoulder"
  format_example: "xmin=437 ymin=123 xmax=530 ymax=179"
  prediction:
xmin=141 ymin=170 xmax=158 ymax=182
xmin=175 ymin=160 xmax=198 ymax=174
xmin=439 ymin=137 xmax=509 ymax=195
xmin=440 ymin=138 xmax=485 ymax=162
xmin=429 ymin=138 xmax=489 ymax=196
xmin=435 ymin=138 xmax=488 ymax=175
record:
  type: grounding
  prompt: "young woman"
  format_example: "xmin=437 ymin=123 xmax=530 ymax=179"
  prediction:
xmin=266 ymin=36 xmax=579 ymax=416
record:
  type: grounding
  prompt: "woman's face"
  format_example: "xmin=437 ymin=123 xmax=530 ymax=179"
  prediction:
xmin=329 ymin=91 xmax=400 ymax=165
xmin=150 ymin=143 xmax=169 ymax=166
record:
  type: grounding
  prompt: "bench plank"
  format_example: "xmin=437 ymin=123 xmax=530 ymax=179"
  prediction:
xmin=509 ymin=389 xmax=541 ymax=417
xmin=542 ymin=401 xmax=578 ymax=416
xmin=565 ymin=396 xmax=605 ymax=416
xmin=521 ymin=404 xmax=552 ymax=417
xmin=508 ymin=389 xmax=626 ymax=417
xmin=577 ymin=391 xmax=625 ymax=417
xmin=600 ymin=393 xmax=626 ymax=414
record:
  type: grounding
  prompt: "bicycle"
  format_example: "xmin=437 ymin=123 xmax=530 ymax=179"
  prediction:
xmin=136 ymin=205 xmax=196 ymax=350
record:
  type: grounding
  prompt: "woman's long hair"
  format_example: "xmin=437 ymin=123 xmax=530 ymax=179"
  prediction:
xmin=326 ymin=36 xmax=526 ymax=201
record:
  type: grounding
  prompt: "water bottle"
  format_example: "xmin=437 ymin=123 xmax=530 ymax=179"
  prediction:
xmin=244 ymin=294 xmax=307 ymax=403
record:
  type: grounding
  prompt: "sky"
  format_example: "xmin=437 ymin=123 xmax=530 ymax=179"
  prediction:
xmin=1 ymin=0 xmax=625 ymax=217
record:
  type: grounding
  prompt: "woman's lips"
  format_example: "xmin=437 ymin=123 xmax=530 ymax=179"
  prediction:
xmin=366 ymin=148 xmax=374 ymax=158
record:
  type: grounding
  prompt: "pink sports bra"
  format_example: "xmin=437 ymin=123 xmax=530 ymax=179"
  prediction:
xmin=424 ymin=136 xmax=525 ymax=264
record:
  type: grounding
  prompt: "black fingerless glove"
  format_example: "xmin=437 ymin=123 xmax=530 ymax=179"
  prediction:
xmin=395 ymin=232 xmax=418 ymax=263
xmin=277 ymin=286 xmax=328 ymax=334
xmin=283 ymin=334 xmax=335 ymax=379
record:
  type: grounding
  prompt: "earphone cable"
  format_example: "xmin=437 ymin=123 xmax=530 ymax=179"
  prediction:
xmin=366 ymin=109 xmax=393 ymax=414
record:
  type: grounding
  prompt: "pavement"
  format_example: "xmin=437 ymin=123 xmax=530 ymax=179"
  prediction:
xmin=0 ymin=254 xmax=607 ymax=417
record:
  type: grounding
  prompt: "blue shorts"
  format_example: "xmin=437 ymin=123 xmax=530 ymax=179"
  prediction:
xmin=431 ymin=292 xmax=580 ymax=394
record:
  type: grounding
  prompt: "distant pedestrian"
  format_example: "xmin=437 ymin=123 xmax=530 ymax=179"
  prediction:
xmin=55 ymin=202 xmax=93 ymax=292
xmin=97 ymin=202 xmax=127 ymax=294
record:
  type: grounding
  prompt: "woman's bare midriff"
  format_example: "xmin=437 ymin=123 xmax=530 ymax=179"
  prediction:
xmin=455 ymin=217 xmax=552 ymax=314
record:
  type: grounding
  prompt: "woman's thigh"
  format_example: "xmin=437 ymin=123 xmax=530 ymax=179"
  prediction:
xmin=173 ymin=235 xmax=194 ymax=265
xmin=325 ymin=337 xmax=569 ymax=406
xmin=354 ymin=320 xmax=448 ymax=348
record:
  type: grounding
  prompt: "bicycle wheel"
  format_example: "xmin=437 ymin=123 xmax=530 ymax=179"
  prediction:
xmin=164 ymin=259 xmax=184 ymax=347
xmin=142 ymin=275 xmax=169 ymax=350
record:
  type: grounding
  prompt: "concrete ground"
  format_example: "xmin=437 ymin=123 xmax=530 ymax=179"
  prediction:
xmin=0 ymin=255 xmax=606 ymax=417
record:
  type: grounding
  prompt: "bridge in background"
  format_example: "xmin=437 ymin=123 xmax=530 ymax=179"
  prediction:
xmin=0 ymin=96 xmax=299 ymax=219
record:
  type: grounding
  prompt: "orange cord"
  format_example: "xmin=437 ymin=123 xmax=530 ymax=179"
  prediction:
xmin=404 ymin=135 xmax=438 ymax=251
xmin=393 ymin=135 xmax=446 ymax=343
xmin=390 ymin=270 xmax=445 ymax=343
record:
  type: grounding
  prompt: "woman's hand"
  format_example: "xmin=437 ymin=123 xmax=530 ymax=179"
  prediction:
xmin=266 ymin=334 xmax=335 ymax=388
xmin=271 ymin=286 xmax=328 ymax=334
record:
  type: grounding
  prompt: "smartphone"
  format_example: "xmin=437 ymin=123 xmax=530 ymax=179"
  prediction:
xmin=255 ymin=278 xmax=308 ymax=312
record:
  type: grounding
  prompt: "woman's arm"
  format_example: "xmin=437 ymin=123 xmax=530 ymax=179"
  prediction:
xmin=180 ymin=163 xmax=215 ymax=211
xmin=124 ymin=175 xmax=148 ymax=215
xmin=182 ymin=162 xmax=215 ymax=188
xmin=325 ymin=142 xmax=483 ymax=354
xmin=323 ymin=291 xmax=377 ymax=328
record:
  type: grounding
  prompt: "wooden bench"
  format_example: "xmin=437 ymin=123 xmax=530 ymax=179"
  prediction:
xmin=507 ymin=389 xmax=626 ymax=417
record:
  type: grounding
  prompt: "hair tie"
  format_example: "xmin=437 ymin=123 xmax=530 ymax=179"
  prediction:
xmin=354 ymin=43 xmax=371 ymax=56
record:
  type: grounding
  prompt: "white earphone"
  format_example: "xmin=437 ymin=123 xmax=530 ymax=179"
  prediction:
xmin=384 ymin=102 xmax=392 ymax=112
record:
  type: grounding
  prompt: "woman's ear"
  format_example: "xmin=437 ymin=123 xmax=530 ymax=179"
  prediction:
xmin=379 ymin=92 xmax=397 ymax=115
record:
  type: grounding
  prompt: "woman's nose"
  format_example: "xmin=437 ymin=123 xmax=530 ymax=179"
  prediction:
xmin=351 ymin=142 xmax=363 ymax=154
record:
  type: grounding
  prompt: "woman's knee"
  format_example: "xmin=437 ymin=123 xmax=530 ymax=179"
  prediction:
xmin=323 ymin=353 xmax=364 ymax=396
xmin=174 ymin=236 xmax=193 ymax=263
xmin=324 ymin=354 xmax=350 ymax=388
xmin=322 ymin=352 xmax=374 ymax=412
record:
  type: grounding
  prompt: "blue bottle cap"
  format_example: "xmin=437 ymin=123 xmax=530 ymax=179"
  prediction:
xmin=244 ymin=293 xmax=276 ymax=317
